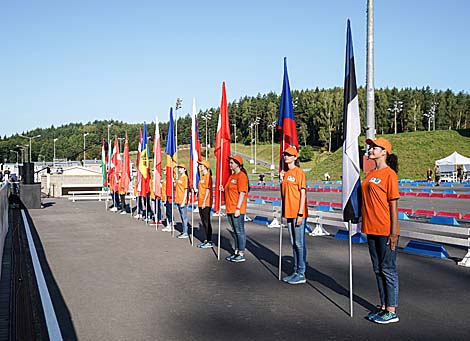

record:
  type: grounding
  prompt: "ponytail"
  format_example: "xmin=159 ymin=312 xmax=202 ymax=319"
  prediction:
xmin=386 ymin=153 xmax=399 ymax=174
xmin=240 ymin=166 xmax=250 ymax=192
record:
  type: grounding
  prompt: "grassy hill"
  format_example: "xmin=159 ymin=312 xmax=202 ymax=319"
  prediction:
xmin=142 ymin=130 xmax=469 ymax=181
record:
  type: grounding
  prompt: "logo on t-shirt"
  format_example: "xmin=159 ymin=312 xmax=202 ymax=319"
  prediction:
xmin=369 ymin=177 xmax=381 ymax=185
xmin=178 ymin=180 xmax=183 ymax=184
xmin=231 ymin=179 xmax=237 ymax=184
xmin=287 ymin=176 xmax=296 ymax=182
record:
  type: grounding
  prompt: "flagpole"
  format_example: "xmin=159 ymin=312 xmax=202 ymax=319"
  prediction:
xmin=278 ymin=136 xmax=284 ymax=280
xmin=171 ymin=168 xmax=175 ymax=237
xmin=349 ymin=220 xmax=353 ymax=317
xmin=191 ymin=190 xmax=194 ymax=246
xmin=217 ymin=139 xmax=224 ymax=261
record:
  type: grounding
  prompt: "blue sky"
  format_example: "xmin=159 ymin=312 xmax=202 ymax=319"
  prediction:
xmin=1 ymin=0 xmax=469 ymax=137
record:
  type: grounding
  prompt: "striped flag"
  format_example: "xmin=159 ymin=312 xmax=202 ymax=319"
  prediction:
xmin=109 ymin=136 xmax=122 ymax=193
xmin=153 ymin=117 xmax=162 ymax=199
xmin=139 ymin=122 xmax=151 ymax=196
xmin=277 ymin=57 xmax=298 ymax=169
xmin=189 ymin=98 xmax=202 ymax=192
xmin=342 ymin=19 xmax=362 ymax=229
xmin=136 ymin=128 xmax=143 ymax=195
xmin=101 ymin=137 xmax=108 ymax=190
xmin=165 ymin=108 xmax=176 ymax=201
xmin=214 ymin=82 xmax=231 ymax=213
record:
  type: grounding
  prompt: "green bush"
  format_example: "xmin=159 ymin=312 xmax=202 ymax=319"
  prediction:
xmin=299 ymin=145 xmax=314 ymax=162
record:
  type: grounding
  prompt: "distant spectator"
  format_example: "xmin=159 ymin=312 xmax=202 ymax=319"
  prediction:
xmin=324 ymin=172 xmax=331 ymax=181
xmin=426 ymin=168 xmax=433 ymax=183
xmin=434 ymin=165 xmax=440 ymax=186
xmin=457 ymin=167 xmax=463 ymax=183
xmin=258 ymin=173 xmax=266 ymax=186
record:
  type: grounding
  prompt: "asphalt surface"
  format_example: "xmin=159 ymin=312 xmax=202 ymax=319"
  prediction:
xmin=23 ymin=197 xmax=470 ymax=340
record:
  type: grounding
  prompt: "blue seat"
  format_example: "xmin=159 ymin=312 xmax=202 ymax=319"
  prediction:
xmin=254 ymin=198 xmax=266 ymax=204
xmin=317 ymin=205 xmax=333 ymax=212
xmin=398 ymin=212 xmax=410 ymax=220
xmin=421 ymin=189 xmax=432 ymax=193
xmin=442 ymin=189 xmax=456 ymax=194
xmin=429 ymin=216 xmax=460 ymax=226
xmin=403 ymin=240 xmax=449 ymax=258
xmin=334 ymin=230 xmax=367 ymax=243
xmin=272 ymin=200 xmax=281 ymax=206
xmin=401 ymin=188 xmax=413 ymax=192
xmin=252 ymin=216 xmax=270 ymax=225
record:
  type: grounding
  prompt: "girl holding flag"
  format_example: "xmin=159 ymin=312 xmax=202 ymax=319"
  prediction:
xmin=221 ymin=155 xmax=249 ymax=262
xmin=197 ymin=160 xmax=213 ymax=248
xmin=176 ymin=164 xmax=189 ymax=239
xmin=280 ymin=146 xmax=308 ymax=285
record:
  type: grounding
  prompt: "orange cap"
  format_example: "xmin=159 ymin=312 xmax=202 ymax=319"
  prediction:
xmin=366 ymin=137 xmax=392 ymax=154
xmin=198 ymin=160 xmax=211 ymax=169
xmin=229 ymin=155 xmax=243 ymax=166
xmin=283 ymin=146 xmax=299 ymax=157
xmin=177 ymin=163 xmax=187 ymax=169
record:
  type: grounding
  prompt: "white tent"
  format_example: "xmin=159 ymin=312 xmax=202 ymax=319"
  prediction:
xmin=435 ymin=151 xmax=470 ymax=173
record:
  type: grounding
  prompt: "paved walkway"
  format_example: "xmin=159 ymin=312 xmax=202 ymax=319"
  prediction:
xmin=24 ymin=198 xmax=470 ymax=340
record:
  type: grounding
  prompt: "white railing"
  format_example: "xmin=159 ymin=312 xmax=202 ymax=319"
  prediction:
xmin=0 ymin=182 xmax=10 ymax=279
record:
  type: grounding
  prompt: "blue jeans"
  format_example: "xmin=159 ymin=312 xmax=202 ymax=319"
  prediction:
xmin=227 ymin=214 xmax=246 ymax=252
xmin=367 ymin=235 xmax=399 ymax=308
xmin=287 ymin=218 xmax=307 ymax=276
xmin=178 ymin=204 xmax=188 ymax=234
xmin=156 ymin=199 xmax=162 ymax=222
xmin=165 ymin=202 xmax=173 ymax=223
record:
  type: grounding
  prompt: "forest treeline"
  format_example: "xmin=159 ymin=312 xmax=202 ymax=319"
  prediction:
xmin=1 ymin=86 xmax=469 ymax=163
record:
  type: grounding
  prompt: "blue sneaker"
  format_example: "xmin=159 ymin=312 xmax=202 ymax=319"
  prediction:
xmin=287 ymin=273 xmax=306 ymax=285
xmin=367 ymin=307 xmax=386 ymax=321
xmin=200 ymin=242 xmax=214 ymax=249
xmin=231 ymin=255 xmax=245 ymax=262
xmin=225 ymin=254 xmax=237 ymax=261
xmin=372 ymin=310 xmax=399 ymax=324
xmin=282 ymin=273 xmax=297 ymax=283
xmin=197 ymin=242 xmax=206 ymax=248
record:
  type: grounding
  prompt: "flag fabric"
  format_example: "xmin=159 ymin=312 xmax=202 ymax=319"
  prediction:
xmin=153 ymin=116 xmax=162 ymax=199
xmin=214 ymin=82 xmax=231 ymax=213
xmin=101 ymin=137 xmax=108 ymax=190
xmin=108 ymin=136 xmax=122 ymax=192
xmin=136 ymin=128 xmax=143 ymax=195
xmin=138 ymin=122 xmax=151 ymax=196
xmin=277 ymin=57 xmax=299 ymax=169
xmin=120 ymin=132 xmax=131 ymax=194
xmin=165 ymin=108 xmax=176 ymax=201
xmin=189 ymin=98 xmax=202 ymax=192
xmin=342 ymin=19 xmax=362 ymax=229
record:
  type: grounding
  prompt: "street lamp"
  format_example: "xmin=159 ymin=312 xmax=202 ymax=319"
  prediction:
xmin=202 ymin=110 xmax=212 ymax=160
xmin=387 ymin=98 xmax=403 ymax=134
xmin=249 ymin=123 xmax=254 ymax=165
xmin=9 ymin=150 xmax=19 ymax=169
xmin=267 ymin=121 xmax=276 ymax=169
xmin=83 ymin=133 xmax=89 ymax=162
xmin=19 ymin=134 xmax=41 ymax=162
xmin=253 ymin=117 xmax=261 ymax=173
xmin=53 ymin=138 xmax=58 ymax=166
xmin=107 ymin=123 xmax=113 ymax=151
xmin=16 ymin=145 xmax=25 ymax=163
xmin=231 ymin=123 xmax=237 ymax=153
xmin=118 ymin=137 xmax=124 ymax=152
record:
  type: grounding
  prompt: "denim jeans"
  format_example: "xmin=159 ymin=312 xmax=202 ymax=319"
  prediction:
xmin=156 ymin=199 xmax=162 ymax=222
xmin=178 ymin=204 xmax=189 ymax=234
xmin=286 ymin=218 xmax=307 ymax=276
xmin=367 ymin=234 xmax=399 ymax=307
xmin=227 ymin=214 xmax=246 ymax=252
xmin=165 ymin=202 xmax=173 ymax=223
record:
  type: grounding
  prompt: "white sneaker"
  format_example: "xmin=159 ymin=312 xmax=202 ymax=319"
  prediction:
xmin=134 ymin=214 xmax=142 ymax=219
xmin=120 ymin=211 xmax=127 ymax=215
xmin=110 ymin=207 xmax=118 ymax=212
xmin=161 ymin=226 xmax=172 ymax=232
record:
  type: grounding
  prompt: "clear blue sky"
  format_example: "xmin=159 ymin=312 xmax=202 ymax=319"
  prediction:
xmin=1 ymin=0 xmax=469 ymax=137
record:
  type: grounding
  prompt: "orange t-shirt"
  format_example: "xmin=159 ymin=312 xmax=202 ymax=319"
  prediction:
xmin=198 ymin=172 xmax=213 ymax=208
xmin=361 ymin=166 xmax=400 ymax=236
xmin=161 ymin=180 xmax=167 ymax=202
xmin=175 ymin=175 xmax=188 ymax=204
xmin=281 ymin=167 xmax=308 ymax=219
xmin=224 ymin=171 xmax=249 ymax=214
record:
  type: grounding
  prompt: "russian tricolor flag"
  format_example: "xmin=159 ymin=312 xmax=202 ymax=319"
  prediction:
xmin=189 ymin=98 xmax=202 ymax=192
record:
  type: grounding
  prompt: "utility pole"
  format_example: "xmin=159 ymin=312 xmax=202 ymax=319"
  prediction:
xmin=366 ymin=0 xmax=375 ymax=142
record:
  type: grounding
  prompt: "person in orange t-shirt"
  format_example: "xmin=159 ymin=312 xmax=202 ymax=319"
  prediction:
xmin=362 ymin=137 xmax=400 ymax=324
xmin=221 ymin=155 xmax=249 ymax=262
xmin=280 ymin=146 xmax=308 ymax=285
xmin=197 ymin=160 xmax=213 ymax=248
xmin=175 ymin=164 xmax=189 ymax=239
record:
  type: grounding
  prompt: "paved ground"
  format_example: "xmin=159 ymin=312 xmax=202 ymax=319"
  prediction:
xmin=24 ymin=197 xmax=470 ymax=340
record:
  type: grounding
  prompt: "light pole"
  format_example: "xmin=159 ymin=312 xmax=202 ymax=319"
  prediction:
xmin=423 ymin=101 xmax=438 ymax=132
xmin=175 ymin=98 xmax=182 ymax=164
xmin=107 ymin=123 xmax=113 ymax=151
xmin=202 ymin=110 xmax=212 ymax=160
xmin=249 ymin=123 xmax=254 ymax=164
xmin=231 ymin=123 xmax=237 ymax=153
xmin=19 ymin=134 xmax=41 ymax=162
xmin=83 ymin=133 xmax=89 ymax=162
xmin=387 ymin=98 xmax=403 ymax=134
xmin=53 ymin=138 xmax=58 ymax=166
xmin=268 ymin=121 xmax=276 ymax=169
xmin=253 ymin=117 xmax=261 ymax=173
xmin=118 ymin=137 xmax=124 ymax=152
xmin=16 ymin=145 xmax=25 ymax=163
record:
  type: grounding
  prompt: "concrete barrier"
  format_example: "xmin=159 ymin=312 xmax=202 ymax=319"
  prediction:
xmin=403 ymin=240 xmax=450 ymax=259
xmin=429 ymin=216 xmax=460 ymax=226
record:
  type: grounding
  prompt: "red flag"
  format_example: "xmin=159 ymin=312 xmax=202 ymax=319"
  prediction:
xmin=136 ymin=128 xmax=143 ymax=195
xmin=109 ymin=136 xmax=122 ymax=192
xmin=214 ymin=82 xmax=231 ymax=213
xmin=120 ymin=132 xmax=131 ymax=194
xmin=153 ymin=117 xmax=162 ymax=199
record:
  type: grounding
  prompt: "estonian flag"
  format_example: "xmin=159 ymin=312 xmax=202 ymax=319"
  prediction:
xmin=342 ymin=20 xmax=362 ymax=227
